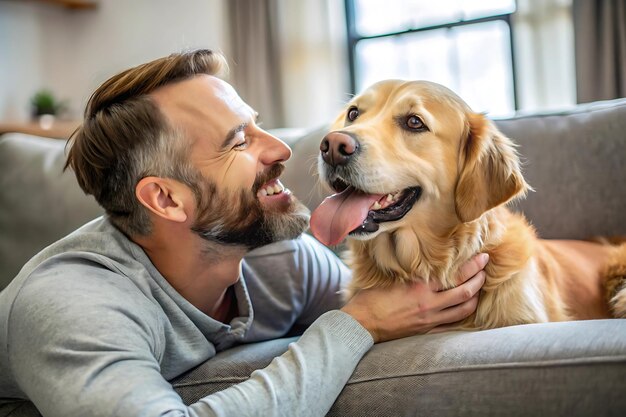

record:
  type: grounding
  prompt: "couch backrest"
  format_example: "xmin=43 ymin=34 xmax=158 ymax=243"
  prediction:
xmin=0 ymin=134 xmax=103 ymax=290
xmin=1 ymin=98 xmax=625 ymax=290
xmin=496 ymin=99 xmax=626 ymax=240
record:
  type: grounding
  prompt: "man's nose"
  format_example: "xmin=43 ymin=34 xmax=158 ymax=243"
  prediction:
xmin=261 ymin=131 xmax=292 ymax=165
xmin=320 ymin=132 xmax=359 ymax=167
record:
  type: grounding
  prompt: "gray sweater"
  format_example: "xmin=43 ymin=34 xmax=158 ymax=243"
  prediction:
xmin=0 ymin=217 xmax=373 ymax=416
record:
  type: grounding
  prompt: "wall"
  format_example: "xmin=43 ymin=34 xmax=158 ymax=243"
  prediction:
xmin=0 ymin=0 xmax=230 ymax=121
xmin=0 ymin=2 xmax=45 ymax=121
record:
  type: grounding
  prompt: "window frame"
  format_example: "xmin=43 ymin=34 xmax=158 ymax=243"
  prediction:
xmin=344 ymin=0 xmax=519 ymax=110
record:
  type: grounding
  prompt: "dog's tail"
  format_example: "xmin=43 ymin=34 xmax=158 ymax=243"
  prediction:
xmin=603 ymin=243 xmax=626 ymax=318
xmin=588 ymin=235 xmax=626 ymax=246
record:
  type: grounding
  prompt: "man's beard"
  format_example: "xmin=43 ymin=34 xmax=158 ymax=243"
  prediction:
xmin=191 ymin=164 xmax=310 ymax=250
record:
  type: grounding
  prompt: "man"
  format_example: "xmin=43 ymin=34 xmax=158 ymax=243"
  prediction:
xmin=0 ymin=50 xmax=487 ymax=416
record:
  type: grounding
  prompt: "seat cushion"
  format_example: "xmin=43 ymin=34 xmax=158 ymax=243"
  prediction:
xmin=6 ymin=320 xmax=626 ymax=416
xmin=172 ymin=319 xmax=626 ymax=416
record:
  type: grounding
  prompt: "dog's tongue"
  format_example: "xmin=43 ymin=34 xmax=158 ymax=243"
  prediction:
xmin=310 ymin=187 xmax=382 ymax=246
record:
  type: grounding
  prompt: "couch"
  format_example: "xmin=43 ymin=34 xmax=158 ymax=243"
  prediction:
xmin=1 ymin=99 xmax=626 ymax=416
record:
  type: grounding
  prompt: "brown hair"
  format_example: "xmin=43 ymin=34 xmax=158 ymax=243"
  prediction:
xmin=65 ymin=49 xmax=228 ymax=236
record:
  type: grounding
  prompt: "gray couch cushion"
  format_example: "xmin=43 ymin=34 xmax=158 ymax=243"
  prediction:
xmin=0 ymin=133 xmax=102 ymax=290
xmin=498 ymin=98 xmax=626 ymax=239
xmin=172 ymin=319 xmax=626 ymax=416
xmin=7 ymin=320 xmax=626 ymax=416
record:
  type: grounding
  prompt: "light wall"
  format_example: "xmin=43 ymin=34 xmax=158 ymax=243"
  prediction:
xmin=0 ymin=0 xmax=230 ymax=121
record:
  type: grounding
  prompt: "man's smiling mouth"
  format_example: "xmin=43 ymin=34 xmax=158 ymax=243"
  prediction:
xmin=256 ymin=178 xmax=294 ymax=211
xmin=257 ymin=178 xmax=286 ymax=197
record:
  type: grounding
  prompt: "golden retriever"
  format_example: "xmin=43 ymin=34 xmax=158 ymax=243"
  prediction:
xmin=310 ymin=80 xmax=626 ymax=329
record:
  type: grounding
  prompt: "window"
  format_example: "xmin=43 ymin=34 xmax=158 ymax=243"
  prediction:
xmin=345 ymin=0 xmax=517 ymax=117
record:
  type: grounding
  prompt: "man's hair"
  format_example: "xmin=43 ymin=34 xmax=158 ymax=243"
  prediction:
xmin=65 ymin=49 xmax=227 ymax=236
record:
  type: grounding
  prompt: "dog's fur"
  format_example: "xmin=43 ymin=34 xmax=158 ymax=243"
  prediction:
xmin=318 ymin=80 xmax=626 ymax=329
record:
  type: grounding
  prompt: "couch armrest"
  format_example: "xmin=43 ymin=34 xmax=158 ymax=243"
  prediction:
xmin=171 ymin=319 xmax=626 ymax=416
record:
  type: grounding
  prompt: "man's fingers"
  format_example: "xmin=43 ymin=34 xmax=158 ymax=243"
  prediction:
xmin=436 ymin=270 xmax=485 ymax=309
xmin=430 ymin=293 xmax=480 ymax=329
xmin=455 ymin=253 xmax=489 ymax=285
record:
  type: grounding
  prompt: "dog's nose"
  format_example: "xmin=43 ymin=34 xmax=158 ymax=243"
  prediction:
xmin=320 ymin=132 xmax=359 ymax=167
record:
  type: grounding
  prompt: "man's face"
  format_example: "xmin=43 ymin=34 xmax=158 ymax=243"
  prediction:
xmin=151 ymin=75 xmax=309 ymax=249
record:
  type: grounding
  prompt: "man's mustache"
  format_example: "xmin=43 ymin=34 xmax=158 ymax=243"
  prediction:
xmin=252 ymin=164 xmax=285 ymax=194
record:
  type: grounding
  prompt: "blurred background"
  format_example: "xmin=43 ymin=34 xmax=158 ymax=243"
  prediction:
xmin=0 ymin=0 xmax=624 ymax=131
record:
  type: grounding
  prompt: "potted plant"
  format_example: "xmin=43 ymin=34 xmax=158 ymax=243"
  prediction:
xmin=30 ymin=89 xmax=67 ymax=129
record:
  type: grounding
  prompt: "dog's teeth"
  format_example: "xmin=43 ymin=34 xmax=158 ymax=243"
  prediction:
xmin=386 ymin=194 xmax=393 ymax=202
xmin=372 ymin=201 xmax=382 ymax=210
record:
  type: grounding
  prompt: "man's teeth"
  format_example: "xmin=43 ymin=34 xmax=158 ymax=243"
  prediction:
xmin=260 ymin=182 xmax=284 ymax=196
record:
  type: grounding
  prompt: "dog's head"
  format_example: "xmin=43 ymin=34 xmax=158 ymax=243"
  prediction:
xmin=310 ymin=80 xmax=529 ymax=246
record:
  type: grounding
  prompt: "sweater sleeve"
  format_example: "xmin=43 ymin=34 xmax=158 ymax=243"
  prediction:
xmin=191 ymin=311 xmax=372 ymax=417
xmin=292 ymin=234 xmax=353 ymax=325
xmin=7 ymin=263 xmax=372 ymax=417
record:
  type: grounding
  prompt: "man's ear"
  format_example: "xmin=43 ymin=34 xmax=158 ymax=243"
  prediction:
xmin=454 ymin=113 xmax=530 ymax=223
xmin=135 ymin=177 xmax=189 ymax=223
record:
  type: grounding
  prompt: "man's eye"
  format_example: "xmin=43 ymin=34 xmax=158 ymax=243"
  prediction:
xmin=233 ymin=141 xmax=248 ymax=150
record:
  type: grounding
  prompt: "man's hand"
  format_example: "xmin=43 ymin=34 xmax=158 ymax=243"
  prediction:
xmin=341 ymin=253 xmax=489 ymax=343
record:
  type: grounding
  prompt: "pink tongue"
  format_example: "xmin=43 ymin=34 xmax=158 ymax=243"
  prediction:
xmin=310 ymin=187 xmax=382 ymax=246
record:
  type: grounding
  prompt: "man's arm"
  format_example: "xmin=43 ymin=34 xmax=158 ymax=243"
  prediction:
xmin=7 ymin=263 xmax=371 ymax=417
xmin=9 ymin=252 xmax=486 ymax=417
xmin=191 ymin=311 xmax=372 ymax=416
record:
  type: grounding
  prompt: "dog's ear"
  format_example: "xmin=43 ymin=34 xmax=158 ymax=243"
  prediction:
xmin=455 ymin=113 xmax=530 ymax=223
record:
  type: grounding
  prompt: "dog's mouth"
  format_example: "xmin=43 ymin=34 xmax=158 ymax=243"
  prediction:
xmin=310 ymin=177 xmax=422 ymax=246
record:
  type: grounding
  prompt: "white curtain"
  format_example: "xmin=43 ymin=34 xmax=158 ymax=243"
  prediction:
xmin=228 ymin=0 xmax=349 ymax=129
xmin=512 ymin=0 xmax=577 ymax=112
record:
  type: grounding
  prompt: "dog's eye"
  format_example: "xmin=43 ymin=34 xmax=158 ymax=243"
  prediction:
xmin=347 ymin=107 xmax=359 ymax=122
xmin=406 ymin=115 xmax=425 ymax=131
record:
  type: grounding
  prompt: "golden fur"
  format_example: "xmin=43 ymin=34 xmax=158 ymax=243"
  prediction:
xmin=322 ymin=80 xmax=626 ymax=329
